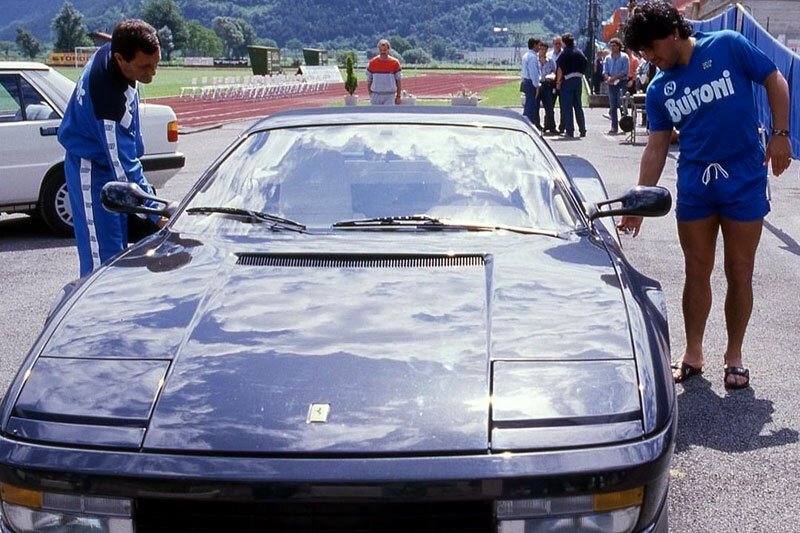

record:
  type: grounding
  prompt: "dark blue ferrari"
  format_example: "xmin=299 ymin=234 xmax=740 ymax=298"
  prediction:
xmin=0 ymin=107 xmax=675 ymax=532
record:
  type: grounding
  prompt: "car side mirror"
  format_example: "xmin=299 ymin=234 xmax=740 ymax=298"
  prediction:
xmin=101 ymin=181 xmax=178 ymax=218
xmin=588 ymin=185 xmax=671 ymax=221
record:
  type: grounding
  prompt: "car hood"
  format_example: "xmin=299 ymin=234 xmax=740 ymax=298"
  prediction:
xmin=12 ymin=231 xmax=642 ymax=454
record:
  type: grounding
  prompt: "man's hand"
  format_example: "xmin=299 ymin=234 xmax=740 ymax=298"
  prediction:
xmin=617 ymin=215 xmax=643 ymax=237
xmin=765 ymin=135 xmax=793 ymax=176
xmin=156 ymin=216 xmax=169 ymax=228
xmin=395 ymin=94 xmax=401 ymax=104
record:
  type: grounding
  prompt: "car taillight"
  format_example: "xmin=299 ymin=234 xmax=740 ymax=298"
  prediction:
xmin=167 ymin=120 xmax=179 ymax=143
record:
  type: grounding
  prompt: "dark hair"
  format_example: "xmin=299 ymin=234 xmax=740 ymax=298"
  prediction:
xmin=527 ymin=38 xmax=541 ymax=50
xmin=624 ymin=0 xmax=693 ymax=52
xmin=561 ymin=32 xmax=574 ymax=47
xmin=112 ymin=19 xmax=159 ymax=61
xmin=608 ymin=37 xmax=623 ymax=49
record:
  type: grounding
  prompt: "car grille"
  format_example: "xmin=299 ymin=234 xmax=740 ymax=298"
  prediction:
xmin=135 ymin=498 xmax=494 ymax=532
xmin=235 ymin=252 xmax=487 ymax=269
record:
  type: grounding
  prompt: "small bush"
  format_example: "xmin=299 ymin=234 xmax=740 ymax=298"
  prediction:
xmin=344 ymin=55 xmax=357 ymax=95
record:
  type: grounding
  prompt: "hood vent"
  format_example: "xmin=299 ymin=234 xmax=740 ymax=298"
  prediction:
xmin=236 ymin=253 xmax=487 ymax=269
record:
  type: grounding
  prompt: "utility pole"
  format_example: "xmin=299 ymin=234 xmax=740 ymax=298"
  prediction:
xmin=587 ymin=0 xmax=598 ymax=73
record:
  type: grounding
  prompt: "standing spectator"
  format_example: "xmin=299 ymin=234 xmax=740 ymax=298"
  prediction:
xmin=548 ymin=35 xmax=565 ymax=133
xmin=603 ymin=37 xmax=630 ymax=134
xmin=626 ymin=49 xmax=640 ymax=94
xmin=592 ymin=49 xmax=608 ymax=94
xmin=555 ymin=32 xmax=588 ymax=138
xmin=547 ymin=35 xmax=563 ymax=62
xmin=366 ymin=39 xmax=402 ymax=105
xmin=618 ymin=1 xmax=793 ymax=389
xmin=520 ymin=38 xmax=541 ymax=127
xmin=57 ymin=19 xmax=163 ymax=277
xmin=537 ymin=42 xmax=558 ymax=134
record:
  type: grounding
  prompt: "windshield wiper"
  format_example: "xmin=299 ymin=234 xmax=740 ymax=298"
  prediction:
xmin=332 ymin=215 xmax=563 ymax=237
xmin=186 ymin=206 xmax=306 ymax=232
xmin=332 ymin=215 xmax=445 ymax=228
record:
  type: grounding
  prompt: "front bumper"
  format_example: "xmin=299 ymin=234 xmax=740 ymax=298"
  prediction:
xmin=0 ymin=415 xmax=675 ymax=530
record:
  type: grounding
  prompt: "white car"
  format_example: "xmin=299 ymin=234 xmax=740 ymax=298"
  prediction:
xmin=0 ymin=61 xmax=185 ymax=236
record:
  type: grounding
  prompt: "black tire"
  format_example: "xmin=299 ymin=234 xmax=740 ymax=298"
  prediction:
xmin=38 ymin=170 xmax=74 ymax=238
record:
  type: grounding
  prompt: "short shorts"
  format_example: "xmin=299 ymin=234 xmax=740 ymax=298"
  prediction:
xmin=675 ymin=151 xmax=769 ymax=222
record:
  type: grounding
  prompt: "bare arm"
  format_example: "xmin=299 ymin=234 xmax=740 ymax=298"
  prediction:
xmin=637 ymin=129 xmax=672 ymax=186
xmin=763 ymin=70 xmax=793 ymax=176
xmin=617 ymin=129 xmax=672 ymax=236
xmin=395 ymin=76 xmax=402 ymax=104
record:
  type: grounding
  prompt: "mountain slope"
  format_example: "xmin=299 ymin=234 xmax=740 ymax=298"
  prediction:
xmin=0 ymin=0 xmax=627 ymax=51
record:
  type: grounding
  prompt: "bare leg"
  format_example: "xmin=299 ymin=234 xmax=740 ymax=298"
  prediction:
xmin=674 ymin=216 xmax=720 ymax=378
xmin=720 ymin=218 xmax=763 ymax=387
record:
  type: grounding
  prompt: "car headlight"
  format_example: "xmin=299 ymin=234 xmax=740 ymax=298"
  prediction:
xmin=496 ymin=487 xmax=643 ymax=533
xmin=0 ymin=483 xmax=132 ymax=533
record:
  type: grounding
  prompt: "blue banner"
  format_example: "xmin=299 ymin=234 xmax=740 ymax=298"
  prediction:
xmin=739 ymin=8 xmax=799 ymax=157
xmin=688 ymin=6 xmax=737 ymax=32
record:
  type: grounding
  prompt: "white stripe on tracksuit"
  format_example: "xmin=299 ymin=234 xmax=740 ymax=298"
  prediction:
xmin=79 ymin=158 xmax=100 ymax=272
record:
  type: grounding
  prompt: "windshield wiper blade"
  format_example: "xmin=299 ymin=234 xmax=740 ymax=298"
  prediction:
xmin=186 ymin=206 xmax=306 ymax=232
xmin=333 ymin=215 xmax=563 ymax=237
xmin=332 ymin=215 xmax=445 ymax=228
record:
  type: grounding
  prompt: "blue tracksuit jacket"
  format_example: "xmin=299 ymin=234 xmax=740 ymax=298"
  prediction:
xmin=58 ymin=43 xmax=156 ymax=277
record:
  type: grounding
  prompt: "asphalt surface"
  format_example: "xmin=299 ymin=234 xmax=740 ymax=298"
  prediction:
xmin=1 ymin=106 xmax=799 ymax=531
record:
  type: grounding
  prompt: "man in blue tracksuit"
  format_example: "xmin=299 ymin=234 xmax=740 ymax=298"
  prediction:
xmin=58 ymin=19 xmax=161 ymax=277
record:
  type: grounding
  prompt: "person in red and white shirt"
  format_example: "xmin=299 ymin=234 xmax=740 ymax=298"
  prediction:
xmin=365 ymin=39 xmax=402 ymax=105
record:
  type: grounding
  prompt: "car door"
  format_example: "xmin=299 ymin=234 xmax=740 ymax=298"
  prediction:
xmin=0 ymin=72 xmax=63 ymax=207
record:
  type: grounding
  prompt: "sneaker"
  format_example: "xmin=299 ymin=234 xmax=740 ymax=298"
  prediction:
xmin=579 ymin=131 xmax=587 ymax=137
xmin=607 ymin=129 xmax=619 ymax=135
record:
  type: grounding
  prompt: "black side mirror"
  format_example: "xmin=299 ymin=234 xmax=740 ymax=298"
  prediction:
xmin=101 ymin=182 xmax=178 ymax=218
xmin=588 ymin=185 xmax=671 ymax=221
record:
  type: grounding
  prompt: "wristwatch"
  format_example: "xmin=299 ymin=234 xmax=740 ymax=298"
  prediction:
xmin=771 ymin=128 xmax=790 ymax=137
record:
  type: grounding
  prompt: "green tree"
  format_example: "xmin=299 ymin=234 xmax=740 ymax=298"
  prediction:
xmin=212 ymin=17 xmax=255 ymax=59
xmin=402 ymin=48 xmax=430 ymax=64
xmin=0 ymin=40 xmax=14 ymax=59
xmin=430 ymin=38 xmax=447 ymax=60
xmin=258 ymin=37 xmax=278 ymax=48
xmin=183 ymin=20 xmax=223 ymax=58
xmin=15 ymin=27 xmax=41 ymax=60
xmin=344 ymin=55 xmax=357 ymax=95
xmin=52 ymin=2 xmax=90 ymax=52
xmin=386 ymin=35 xmax=411 ymax=55
xmin=141 ymin=0 xmax=186 ymax=53
xmin=285 ymin=38 xmax=303 ymax=52
xmin=157 ymin=26 xmax=174 ymax=61
xmin=336 ymin=50 xmax=357 ymax=67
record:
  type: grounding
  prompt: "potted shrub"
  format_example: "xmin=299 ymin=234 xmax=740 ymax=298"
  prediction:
xmin=344 ymin=55 xmax=358 ymax=106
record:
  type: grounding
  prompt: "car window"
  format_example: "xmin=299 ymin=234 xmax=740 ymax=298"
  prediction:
xmin=19 ymin=76 xmax=59 ymax=121
xmin=0 ymin=74 xmax=23 ymax=123
xmin=0 ymin=74 xmax=58 ymax=122
xmin=176 ymin=123 xmax=583 ymax=235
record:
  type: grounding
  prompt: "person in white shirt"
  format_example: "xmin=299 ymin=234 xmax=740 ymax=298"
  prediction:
xmin=520 ymin=38 xmax=541 ymax=125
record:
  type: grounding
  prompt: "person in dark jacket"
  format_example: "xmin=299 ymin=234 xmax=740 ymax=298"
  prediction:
xmin=555 ymin=33 xmax=588 ymax=138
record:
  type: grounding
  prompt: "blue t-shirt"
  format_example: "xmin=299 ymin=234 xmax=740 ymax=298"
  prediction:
xmin=645 ymin=30 xmax=776 ymax=163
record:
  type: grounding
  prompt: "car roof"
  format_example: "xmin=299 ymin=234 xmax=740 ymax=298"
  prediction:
xmin=0 ymin=61 xmax=51 ymax=71
xmin=245 ymin=106 xmax=535 ymax=134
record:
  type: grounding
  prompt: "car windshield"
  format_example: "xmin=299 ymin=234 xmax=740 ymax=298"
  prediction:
xmin=173 ymin=123 xmax=583 ymax=235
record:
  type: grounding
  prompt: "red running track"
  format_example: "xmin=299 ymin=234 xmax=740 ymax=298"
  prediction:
xmin=156 ymin=72 xmax=516 ymax=130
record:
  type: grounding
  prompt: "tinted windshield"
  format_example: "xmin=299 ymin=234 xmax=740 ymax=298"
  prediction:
xmin=174 ymin=123 xmax=582 ymax=234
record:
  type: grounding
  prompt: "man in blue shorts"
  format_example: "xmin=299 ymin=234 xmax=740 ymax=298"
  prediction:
xmin=618 ymin=1 xmax=792 ymax=389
